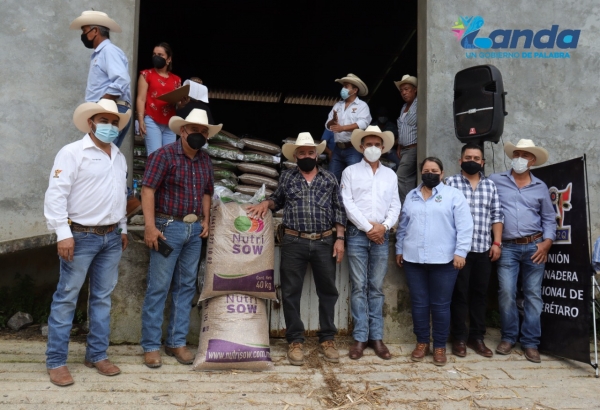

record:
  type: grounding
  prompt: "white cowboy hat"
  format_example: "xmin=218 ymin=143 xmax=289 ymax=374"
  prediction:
xmin=168 ymin=109 xmax=222 ymax=137
xmin=282 ymin=132 xmax=326 ymax=162
xmin=504 ymin=139 xmax=549 ymax=166
xmin=73 ymin=99 xmax=131 ymax=133
xmin=394 ymin=74 xmax=418 ymax=90
xmin=335 ymin=73 xmax=369 ymax=97
xmin=69 ymin=11 xmax=122 ymax=33
xmin=350 ymin=125 xmax=395 ymax=154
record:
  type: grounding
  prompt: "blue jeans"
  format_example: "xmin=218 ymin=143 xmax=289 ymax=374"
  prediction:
xmin=141 ymin=218 xmax=203 ymax=352
xmin=346 ymin=226 xmax=389 ymax=342
xmin=403 ymin=261 xmax=459 ymax=348
xmin=46 ymin=230 xmax=122 ymax=369
xmin=113 ymin=103 xmax=132 ymax=148
xmin=144 ymin=115 xmax=176 ymax=156
xmin=497 ymin=238 xmax=545 ymax=348
xmin=329 ymin=145 xmax=363 ymax=182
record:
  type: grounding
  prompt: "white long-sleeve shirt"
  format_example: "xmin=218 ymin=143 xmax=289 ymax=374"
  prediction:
xmin=325 ymin=97 xmax=371 ymax=143
xmin=340 ymin=159 xmax=401 ymax=233
xmin=44 ymin=134 xmax=128 ymax=241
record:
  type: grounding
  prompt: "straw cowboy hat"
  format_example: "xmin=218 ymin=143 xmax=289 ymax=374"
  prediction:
xmin=168 ymin=109 xmax=222 ymax=137
xmin=394 ymin=74 xmax=418 ymax=90
xmin=69 ymin=11 xmax=122 ymax=33
xmin=73 ymin=99 xmax=131 ymax=133
xmin=503 ymin=139 xmax=549 ymax=166
xmin=350 ymin=125 xmax=395 ymax=154
xmin=282 ymin=132 xmax=326 ymax=162
xmin=335 ymin=73 xmax=369 ymax=97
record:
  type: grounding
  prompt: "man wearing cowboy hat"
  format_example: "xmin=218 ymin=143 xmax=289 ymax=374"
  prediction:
xmin=246 ymin=133 xmax=346 ymax=366
xmin=44 ymin=99 xmax=132 ymax=386
xmin=325 ymin=73 xmax=372 ymax=182
xmin=394 ymin=74 xmax=418 ymax=204
xmin=489 ymin=139 xmax=556 ymax=363
xmin=70 ymin=10 xmax=131 ymax=148
xmin=340 ymin=126 xmax=401 ymax=361
xmin=140 ymin=109 xmax=219 ymax=368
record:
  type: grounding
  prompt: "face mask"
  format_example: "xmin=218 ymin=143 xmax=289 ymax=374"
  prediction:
xmin=511 ymin=157 xmax=530 ymax=174
xmin=421 ymin=173 xmax=441 ymax=188
xmin=378 ymin=117 xmax=388 ymax=124
xmin=185 ymin=133 xmax=207 ymax=150
xmin=80 ymin=29 xmax=96 ymax=49
xmin=363 ymin=146 xmax=382 ymax=162
xmin=152 ymin=55 xmax=167 ymax=69
xmin=296 ymin=157 xmax=317 ymax=172
xmin=460 ymin=161 xmax=483 ymax=175
xmin=340 ymin=88 xmax=352 ymax=100
xmin=93 ymin=123 xmax=119 ymax=144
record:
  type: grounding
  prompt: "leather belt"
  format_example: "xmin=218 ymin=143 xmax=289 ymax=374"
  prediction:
xmin=116 ymin=99 xmax=131 ymax=108
xmin=70 ymin=222 xmax=117 ymax=235
xmin=335 ymin=141 xmax=353 ymax=149
xmin=505 ymin=232 xmax=543 ymax=244
xmin=284 ymin=228 xmax=333 ymax=240
xmin=399 ymin=143 xmax=417 ymax=150
xmin=156 ymin=212 xmax=202 ymax=223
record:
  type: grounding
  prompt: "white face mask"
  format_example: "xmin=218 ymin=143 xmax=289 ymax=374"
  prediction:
xmin=511 ymin=157 xmax=530 ymax=174
xmin=363 ymin=146 xmax=382 ymax=162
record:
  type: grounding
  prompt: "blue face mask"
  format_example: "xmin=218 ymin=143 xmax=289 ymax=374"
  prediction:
xmin=340 ymin=88 xmax=351 ymax=100
xmin=93 ymin=123 xmax=120 ymax=144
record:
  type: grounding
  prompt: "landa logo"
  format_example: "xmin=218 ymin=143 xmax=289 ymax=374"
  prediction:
xmin=452 ymin=16 xmax=580 ymax=59
xmin=549 ymin=183 xmax=572 ymax=244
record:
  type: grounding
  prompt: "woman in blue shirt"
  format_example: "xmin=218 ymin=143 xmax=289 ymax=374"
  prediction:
xmin=395 ymin=157 xmax=473 ymax=366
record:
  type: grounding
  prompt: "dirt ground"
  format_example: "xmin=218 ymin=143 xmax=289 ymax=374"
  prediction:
xmin=1 ymin=328 xmax=599 ymax=409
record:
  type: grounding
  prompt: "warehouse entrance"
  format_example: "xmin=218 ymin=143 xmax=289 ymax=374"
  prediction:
xmin=137 ymin=0 xmax=418 ymax=143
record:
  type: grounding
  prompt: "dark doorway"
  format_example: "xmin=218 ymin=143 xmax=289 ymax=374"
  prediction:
xmin=138 ymin=0 xmax=418 ymax=143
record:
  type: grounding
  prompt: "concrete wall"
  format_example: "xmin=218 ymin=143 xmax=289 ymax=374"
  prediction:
xmin=419 ymin=1 xmax=600 ymax=241
xmin=0 ymin=0 xmax=137 ymax=248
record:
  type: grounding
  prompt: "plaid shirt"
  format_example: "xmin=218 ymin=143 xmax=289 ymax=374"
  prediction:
xmin=446 ymin=172 xmax=503 ymax=253
xmin=270 ymin=167 xmax=346 ymax=232
xmin=142 ymin=140 xmax=214 ymax=217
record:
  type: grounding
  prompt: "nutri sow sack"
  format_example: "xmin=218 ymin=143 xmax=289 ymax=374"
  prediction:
xmin=199 ymin=187 xmax=276 ymax=301
xmin=193 ymin=294 xmax=273 ymax=371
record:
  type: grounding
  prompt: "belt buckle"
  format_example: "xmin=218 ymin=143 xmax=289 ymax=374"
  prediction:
xmin=94 ymin=226 xmax=107 ymax=235
xmin=183 ymin=214 xmax=198 ymax=223
xmin=309 ymin=233 xmax=317 ymax=240
xmin=336 ymin=142 xmax=345 ymax=149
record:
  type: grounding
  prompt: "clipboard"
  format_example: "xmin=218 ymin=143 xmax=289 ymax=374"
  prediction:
xmin=156 ymin=84 xmax=190 ymax=104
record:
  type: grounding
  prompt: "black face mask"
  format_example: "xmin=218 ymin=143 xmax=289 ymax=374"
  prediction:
xmin=421 ymin=173 xmax=441 ymax=188
xmin=296 ymin=157 xmax=317 ymax=172
xmin=460 ymin=160 xmax=483 ymax=175
xmin=152 ymin=55 xmax=167 ymax=69
xmin=80 ymin=29 xmax=96 ymax=49
xmin=185 ymin=133 xmax=207 ymax=150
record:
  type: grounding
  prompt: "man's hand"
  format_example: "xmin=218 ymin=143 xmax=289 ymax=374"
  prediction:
xmin=531 ymin=239 xmax=552 ymax=264
xmin=396 ymin=145 xmax=401 ymax=159
xmin=324 ymin=147 xmax=333 ymax=162
xmin=330 ymin=124 xmax=344 ymax=133
xmin=246 ymin=201 xmax=270 ymax=219
xmin=366 ymin=223 xmax=386 ymax=244
xmin=57 ymin=237 xmax=75 ymax=262
xmin=121 ymin=233 xmax=129 ymax=251
xmin=200 ymin=216 xmax=210 ymax=238
xmin=395 ymin=254 xmax=403 ymax=267
xmin=489 ymin=244 xmax=501 ymax=262
xmin=144 ymin=225 xmax=166 ymax=251
xmin=453 ymin=255 xmax=466 ymax=270
xmin=333 ymin=239 xmax=345 ymax=263
xmin=178 ymin=96 xmax=190 ymax=108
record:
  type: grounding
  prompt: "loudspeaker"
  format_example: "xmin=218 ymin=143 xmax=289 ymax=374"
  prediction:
xmin=453 ymin=64 xmax=507 ymax=144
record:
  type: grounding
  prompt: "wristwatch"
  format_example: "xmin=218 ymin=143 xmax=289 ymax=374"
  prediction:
xmin=493 ymin=241 xmax=502 ymax=248
xmin=336 ymin=236 xmax=345 ymax=241
xmin=382 ymin=223 xmax=390 ymax=232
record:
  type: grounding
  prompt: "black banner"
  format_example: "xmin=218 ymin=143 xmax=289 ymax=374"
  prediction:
xmin=534 ymin=157 xmax=590 ymax=363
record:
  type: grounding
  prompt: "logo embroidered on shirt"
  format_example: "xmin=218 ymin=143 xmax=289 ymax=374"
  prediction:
xmin=435 ymin=195 xmax=442 ymax=202
xmin=53 ymin=170 xmax=62 ymax=178
xmin=352 ymin=108 xmax=357 ymax=113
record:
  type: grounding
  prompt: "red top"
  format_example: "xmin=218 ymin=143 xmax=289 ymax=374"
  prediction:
xmin=141 ymin=69 xmax=182 ymax=125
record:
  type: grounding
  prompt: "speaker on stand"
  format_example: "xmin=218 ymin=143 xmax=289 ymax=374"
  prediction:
xmin=454 ymin=64 xmax=507 ymax=145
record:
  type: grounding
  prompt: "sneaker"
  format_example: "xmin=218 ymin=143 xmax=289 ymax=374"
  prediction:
xmin=126 ymin=197 xmax=142 ymax=219
xmin=320 ymin=340 xmax=339 ymax=363
xmin=287 ymin=342 xmax=304 ymax=366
